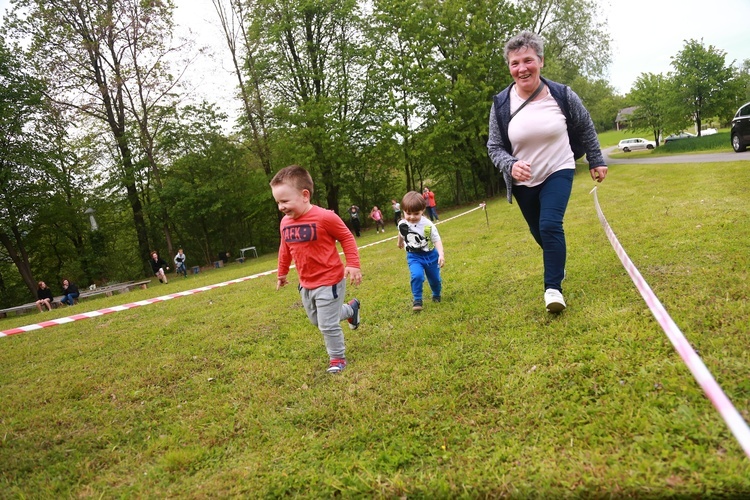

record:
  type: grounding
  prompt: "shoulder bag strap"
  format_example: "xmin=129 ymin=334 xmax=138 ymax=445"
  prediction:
xmin=509 ymin=82 xmax=545 ymax=121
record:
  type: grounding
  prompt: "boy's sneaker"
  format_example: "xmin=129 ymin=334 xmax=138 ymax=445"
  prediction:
xmin=432 ymin=296 xmax=441 ymax=303
xmin=412 ymin=300 xmax=423 ymax=312
xmin=544 ymin=289 xmax=566 ymax=313
xmin=347 ymin=299 xmax=360 ymax=330
xmin=327 ymin=358 xmax=347 ymax=373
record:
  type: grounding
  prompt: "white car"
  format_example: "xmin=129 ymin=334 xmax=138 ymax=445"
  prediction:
xmin=664 ymin=131 xmax=695 ymax=143
xmin=617 ymin=138 xmax=656 ymax=152
xmin=701 ymin=128 xmax=718 ymax=136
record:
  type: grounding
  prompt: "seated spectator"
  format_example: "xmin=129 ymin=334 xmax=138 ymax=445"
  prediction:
xmin=35 ymin=281 xmax=54 ymax=312
xmin=218 ymin=251 xmax=230 ymax=264
xmin=60 ymin=279 xmax=80 ymax=306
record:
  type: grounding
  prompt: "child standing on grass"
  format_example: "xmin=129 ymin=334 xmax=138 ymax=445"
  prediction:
xmin=271 ymin=165 xmax=362 ymax=374
xmin=370 ymin=206 xmax=385 ymax=233
xmin=391 ymin=199 xmax=401 ymax=225
xmin=397 ymin=191 xmax=445 ymax=312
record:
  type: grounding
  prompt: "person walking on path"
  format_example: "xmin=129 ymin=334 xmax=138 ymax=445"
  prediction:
xmin=397 ymin=191 xmax=445 ymax=312
xmin=271 ymin=165 xmax=362 ymax=374
xmin=174 ymin=248 xmax=188 ymax=278
xmin=348 ymin=205 xmax=361 ymax=237
xmin=60 ymin=279 xmax=80 ymax=306
xmin=486 ymin=31 xmax=607 ymax=313
xmin=422 ymin=187 xmax=439 ymax=221
xmin=149 ymin=250 xmax=170 ymax=284
xmin=35 ymin=281 xmax=54 ymax=312
xmin=370 ymin=206 xmax=385 ymax=233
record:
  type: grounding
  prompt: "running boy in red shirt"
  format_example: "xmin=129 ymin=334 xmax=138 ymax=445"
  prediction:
xmin=271 ymin=165 xmax=362 ymax=373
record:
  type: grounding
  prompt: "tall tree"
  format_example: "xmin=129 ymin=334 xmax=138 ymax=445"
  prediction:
xmin=7 ymin=0 xmax=181 ymax=274
xmin=246 ymin=0 xmax=373 ymax=214
xmin=569 ymin=76 xmax=623 ymax=132
xmin=524 ymin=0 xmax=611 ymax=80
xmin=0 ymin=39 xmax=55 ymax=297
xmin=159 ymin=102 xmax=276 ymax=264
xmin=628 ymin=73 xmax=670 ymax=145
xmin=369 ymin=0 xmax=522 ymax=200
xmin=121 ymin=0 xmax=188 ymax=260
xmin=670 ymin=39 xmax=737 ymax=136
xmin=212 ymin=0 xmax=274 ymax=177
xmin=368 ymin=0 xmax=436 ymax=193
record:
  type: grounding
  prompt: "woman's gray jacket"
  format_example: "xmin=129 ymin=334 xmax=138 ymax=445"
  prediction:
xmin=487 ymin=76 xmax=606 ymax=203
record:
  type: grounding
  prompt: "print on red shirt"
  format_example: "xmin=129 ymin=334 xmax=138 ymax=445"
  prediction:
xmin=282 ymin=223 xmax=318 ymax=243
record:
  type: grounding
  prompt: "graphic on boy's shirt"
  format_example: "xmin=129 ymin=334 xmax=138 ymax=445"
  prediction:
xmin=282 ymin=223 xmax=318 ymax=243
xmin=398 ymin=220 xmax=433 ymax=252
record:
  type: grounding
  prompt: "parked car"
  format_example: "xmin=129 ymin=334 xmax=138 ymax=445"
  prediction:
xmin=731 ymin=101 xmax=750 ymax=152
xmin=701 ymin=128 xmax=718 ymax=135
xmin=663 ymin=131 xmax=695 ymax=143
xmin=617 ymin=138 xmax=656 ymax=152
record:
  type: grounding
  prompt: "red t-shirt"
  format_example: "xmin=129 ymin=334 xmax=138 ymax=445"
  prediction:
xmin=277 ymin=205 xmax=361 ymax=289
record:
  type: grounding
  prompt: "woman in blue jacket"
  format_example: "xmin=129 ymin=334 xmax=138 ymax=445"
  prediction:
xmin=487 ymin=31 xmax=608 ymax=314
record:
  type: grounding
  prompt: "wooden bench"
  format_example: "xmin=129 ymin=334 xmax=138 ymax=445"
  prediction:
xmin=78 ymin=280 xmax=151 ymax=299
xmin=0 ymin=280 xmax=151 ymax=319
xmin=0 ymin=303 xmax=46 ymax=318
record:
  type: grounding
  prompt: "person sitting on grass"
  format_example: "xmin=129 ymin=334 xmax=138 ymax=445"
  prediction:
xmin=35 ymin=281 xmax=54 ymax=312
xmin=271 ymin=165 xmax=362 ymax=374
xmin=397 ymin=191 xmax=445 ymax=312
xmin=149 ymin=250 xmax=170 ymax=284
xmin=60 ymin=279 xmax=79 ymax=306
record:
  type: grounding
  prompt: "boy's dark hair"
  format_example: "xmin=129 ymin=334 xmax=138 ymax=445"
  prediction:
xmin=401 ymin=191 xmax=427 ymax=212
xmin=270 ymin=165 xmax=314 ymax=196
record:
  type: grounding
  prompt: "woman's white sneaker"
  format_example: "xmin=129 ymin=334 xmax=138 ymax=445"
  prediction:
xmin=544 ymin=289 xmax=566 ymax=313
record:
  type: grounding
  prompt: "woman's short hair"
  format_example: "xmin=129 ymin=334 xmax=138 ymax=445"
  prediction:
xmin=503 ymin=31 xmax=544 ymax=63
xmin=401 ymin=191 xmax=427 ymax=213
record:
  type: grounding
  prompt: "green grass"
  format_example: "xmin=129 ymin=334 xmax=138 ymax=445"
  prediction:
xmin=659 ymin=132 xmax=732 ymax=154
xmin=600 ymin=129 xmax=733 ymax=156
xmin=2 ymin=161 xmax=750 ymax=496
xmin=597 ymin=129 xmax=650 ymax=148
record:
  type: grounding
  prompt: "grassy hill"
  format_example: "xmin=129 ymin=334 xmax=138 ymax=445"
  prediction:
xmin=1 ymin=160 xmax=749 ymax=497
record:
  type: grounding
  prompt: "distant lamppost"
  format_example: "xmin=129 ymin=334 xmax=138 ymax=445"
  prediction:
xmin=85 ymin=207 xmax=98 ymax=231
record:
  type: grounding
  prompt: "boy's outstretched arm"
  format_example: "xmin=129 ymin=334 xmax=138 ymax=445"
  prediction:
xmin=344 ymin=267 xmax=362 ymax=286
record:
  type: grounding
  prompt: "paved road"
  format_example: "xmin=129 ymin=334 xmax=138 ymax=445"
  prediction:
xmin=603 ymin=146 xmax=750 ymax=164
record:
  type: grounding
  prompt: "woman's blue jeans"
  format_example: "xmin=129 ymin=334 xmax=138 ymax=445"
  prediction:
xmin=61 ymin=292 xmax=79 ymax=306
xmin=512 ymin=168 xmax=574 ymax=292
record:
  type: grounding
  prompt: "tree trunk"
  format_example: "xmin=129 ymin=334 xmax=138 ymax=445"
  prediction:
xmin=0 ymin=227 xmax=36 ymax=297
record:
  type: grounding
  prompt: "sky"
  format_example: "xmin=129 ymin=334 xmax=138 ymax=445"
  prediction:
xmin=1 ymin=0 xmax=749 ymax=114
xmin=603 ymin=0 xmax=750 ymax=94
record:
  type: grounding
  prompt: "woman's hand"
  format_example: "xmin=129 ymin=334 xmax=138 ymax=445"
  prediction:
xmin=590 ymin=166 xmax=608 ymax=183
xmin=512 ymin=160 xmax=532 ymax=182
